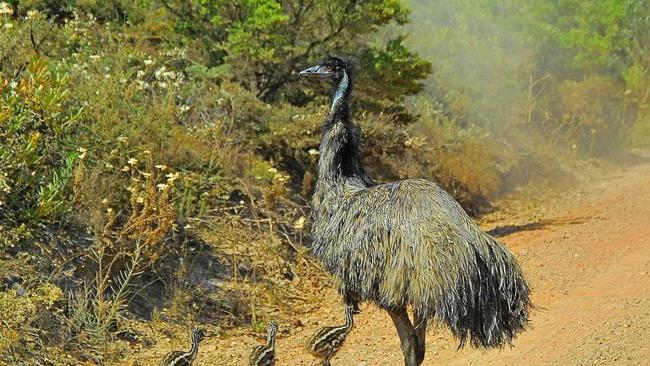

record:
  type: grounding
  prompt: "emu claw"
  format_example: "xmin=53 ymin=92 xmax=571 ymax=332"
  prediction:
xmin=350 ymin=302 xmax=362 ymax=315
xmin=343 ymin=292 xmax=361 ymax=314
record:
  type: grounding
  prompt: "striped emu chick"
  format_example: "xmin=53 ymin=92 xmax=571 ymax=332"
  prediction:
xmin=159 ymin=328 xmax=205 ymax=366
xmin=308 ymin=304 xmax=355 ymax=366
xmin=249 ymin=321 xmax=278 ymax=366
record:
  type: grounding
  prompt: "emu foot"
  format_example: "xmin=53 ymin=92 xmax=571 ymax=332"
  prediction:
xmin=343 ymin=292 xmax=361 ymax=314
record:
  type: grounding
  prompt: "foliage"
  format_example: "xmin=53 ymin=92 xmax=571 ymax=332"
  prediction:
xmin=0 ymin=0 xmax=648 ymax=363
xmin=0 ymin=283 xmax=62 ymax=359
xmin=403 ymin=0 xmax=650 ymax=158
xmin=162 ymin=0 xmax=426 ymax=109
xmin=0 ymin=58 xmax=83 ymax=230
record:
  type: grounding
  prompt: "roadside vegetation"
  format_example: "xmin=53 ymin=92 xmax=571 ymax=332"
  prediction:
xmin=0 ymin=0 xmax=648 ymax=363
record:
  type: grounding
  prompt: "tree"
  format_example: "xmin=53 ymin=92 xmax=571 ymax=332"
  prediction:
xmin=160 ymin=0 xmax=430 ymax=109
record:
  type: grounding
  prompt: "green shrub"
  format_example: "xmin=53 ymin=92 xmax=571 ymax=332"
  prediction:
xmin=0 ymin=283 xmax=63 ymax=359
xmin=0 ymin=58 xmax=83 ymax=231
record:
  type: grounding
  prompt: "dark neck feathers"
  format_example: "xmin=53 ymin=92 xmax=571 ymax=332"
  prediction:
xmin=316 ymin=69 xmax=372 ymax=191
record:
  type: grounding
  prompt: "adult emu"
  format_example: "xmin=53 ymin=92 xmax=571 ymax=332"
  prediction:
xmin=300 ymin=56 xmax=531 ymax=366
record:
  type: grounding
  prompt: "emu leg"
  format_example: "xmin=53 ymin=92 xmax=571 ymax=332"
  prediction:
xmin=413 ymin=310 xmax=428 ymax=365
xmin=323 ymin=350 xmax=333 ymax=366
xmin=388 ymin=308 xmax=419 ymax=366
xmin=344 ymin=290 xmax=361 ymax=314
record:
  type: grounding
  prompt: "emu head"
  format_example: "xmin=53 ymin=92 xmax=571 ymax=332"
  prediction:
xmin=300 ymin=55 xmax=354 ymax=84
xmin=192 ymin=328 xmax=206 ymax=343
xmin=267 ymin=321 xmax=279 ymax=337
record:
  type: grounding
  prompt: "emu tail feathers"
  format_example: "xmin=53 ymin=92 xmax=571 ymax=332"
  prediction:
xmin=434 ymin=234 xmax=531 ymax=349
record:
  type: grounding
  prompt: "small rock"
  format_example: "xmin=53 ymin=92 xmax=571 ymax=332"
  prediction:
xmin=292 ymin=319 xmax=304 ymax=327
xmin=238 ymin=261 xmax=253 ymax=276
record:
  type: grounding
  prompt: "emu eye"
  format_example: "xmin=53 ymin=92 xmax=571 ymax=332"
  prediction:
xmin=325 ymin=65 xmax=334 ymax=72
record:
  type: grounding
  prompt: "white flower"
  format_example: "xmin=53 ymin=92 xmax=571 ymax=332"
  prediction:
xmin=308 ymin=149 xmax=319 ymax=156
xmin=127 ymin=157 xmax=138 ymax=166
xmin=292 ymin=216 xmax=306 ymax=230
xmin=121 ymin=165 xmax=130 ymax=172
xmin=143 ymin=59 xmax=153 ymax=65
xmin=166 ymin=172 xmax=179 ymax=183
xmin=156 ymin=183 xmax=168 ymax=191
xmin=136 ymin=196 xmax=144 ymax=204
xmin=267 ymin=167 xmax=278 ymax=174
xmin=0 ymin=3 xmax=13 ymax=15
xmin=154 ymin=66 xmax=166 ymax=78
xmin=26 ymin=10 xmax=39 ymax=18
xmin=136 ymin=80 xmax=150 ymax=89
xmin=155 ymin=164 xmax=168 ymax=170
xmin=77 ymin=147 xmax=87 ymax=159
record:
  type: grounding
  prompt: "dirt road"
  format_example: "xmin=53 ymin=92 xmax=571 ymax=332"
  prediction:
xmin=198 ymin=158 xmax=650 ymax=365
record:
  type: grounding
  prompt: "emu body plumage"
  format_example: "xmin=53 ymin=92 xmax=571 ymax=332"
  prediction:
xmin=159 ymin=328 xmax=205 ymax=366
xmin=249 ymin=321 xmax=278 ymax=366
xmin=308 ymin=304 xmax=355 ymax=365
xmin=302 ymin=56 xmax=531 ymax=365
xmin=314 ymin=178 xmax=529 ymax=347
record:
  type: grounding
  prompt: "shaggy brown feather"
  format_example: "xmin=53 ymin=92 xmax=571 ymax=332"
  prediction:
xmin=306 ymin=55 xmax=531 ymax=350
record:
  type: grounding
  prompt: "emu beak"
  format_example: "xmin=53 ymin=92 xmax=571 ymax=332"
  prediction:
xmin=299 ymin=65 xmax=332 ymax=78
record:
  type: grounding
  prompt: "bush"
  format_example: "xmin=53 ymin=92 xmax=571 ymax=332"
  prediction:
xmin=0 ymin=283 xmax=63 ymax=361
xmin=0 ymin=58 xmax=83 ymax=234
xmin=554 ymin=76 xmax=626 ymax=156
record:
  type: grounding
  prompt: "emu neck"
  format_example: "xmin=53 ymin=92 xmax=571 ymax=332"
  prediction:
xmin=316 ymin=71 xmax=370 ymax=195
xmin=188 ymin=337 xmax=199 ymax=358
xmin=344 ymin=311 xmax=354 ymax=330
xmin=266 ymin=332 xmax=275 ymax=349
xmin=331 ymin=71 xmax=350 ymax=115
